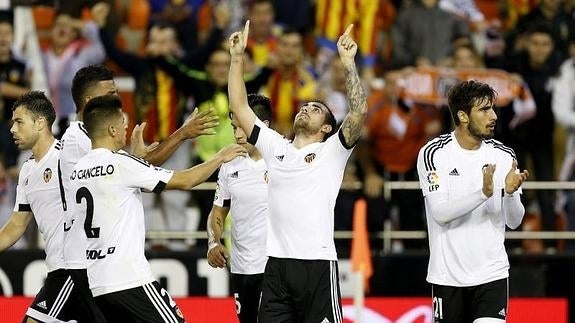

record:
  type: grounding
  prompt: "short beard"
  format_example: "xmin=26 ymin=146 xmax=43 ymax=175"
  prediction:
xmin=468 ymin=120 xmax=494 ymax=140
xmin=293 ymin=118 xmax=313 ymax=135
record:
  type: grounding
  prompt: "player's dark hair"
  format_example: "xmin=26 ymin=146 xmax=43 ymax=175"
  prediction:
xmin=13 ymin=91 xmax=56 ymax=127
xmin=447 ymin=80 xmax=496 ymax=126
xmin=228 ymin=94 xmax=273 ymax=123
xmin=72 ymin=64 xmax=114 ymax=113
xmin=313 ymin=100 xmax=337 ymax=141
xmin=83 ymin=95 xmax=123 ymax=140
xmin=247 ymin=94 xmax=272 ymax=122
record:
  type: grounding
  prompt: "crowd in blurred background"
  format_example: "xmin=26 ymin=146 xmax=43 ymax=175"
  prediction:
xmin=0 ymin=0 xmax=574 ymax=253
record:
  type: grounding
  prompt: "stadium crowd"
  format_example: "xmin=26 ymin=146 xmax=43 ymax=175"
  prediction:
xmin=0 ymin=0 xmax=574 ymax=255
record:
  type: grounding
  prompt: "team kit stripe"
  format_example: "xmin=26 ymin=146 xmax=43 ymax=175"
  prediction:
xmin=57 ymin=160 xmax=67 ymax=211
xmin=48 ymin=276 xmax=74 ymax=317
xmin=423 ymin=135 xmax=452 ymax=171
xmin=330 ymin=261 xmax=343 ymax=323
xmin=423 ymin=134 xmax=451 ymax=171
xmin=26 ymin=308 xmax=69 ymax=322
xmin=78 ymin=123 xmax=89 ymax=137
xmin=484 ymin=139 xmax=517 ymax=159
xmin=143 ymin=283 xmax=178 ymax=323
xmin=116 ymin=151 xmax=151 ymax=167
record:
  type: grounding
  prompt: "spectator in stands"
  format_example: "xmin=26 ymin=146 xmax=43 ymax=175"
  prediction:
xmin=43 ymin=10 xmax=105 ymax=133
xmin=246 ymin=0 xmax=280 ymax=68
xmin=504 ymin=23 xmax=564 ymax=247
xmin=150 ymin=0 xmax=231 ymax=69
xmin=0 ymin=12 xmax=30 ymax=122
xmin=506 ymin=0 xmax=575 ymax=56
xmin=358 ymin=70 xmax=441 ymax=250
xmin=552 ymin=49 xmax=575 ymax=247
xmin=262 ymin=28 xmax=317 ymax=136
xmin=157 ymin=47 xmax=272 ymax=244
xmin=318 ymin=56 xmax=349 ymax=124
xmin=0 ymin=12 xmax=29 ymax=172
xmin=390 ymin=0 xmax=470 ymax=68
xmin=93 ymin=1 xmax=227 ymax=249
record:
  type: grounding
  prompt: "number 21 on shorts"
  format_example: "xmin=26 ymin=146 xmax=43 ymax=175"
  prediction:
xmin=433 ymin=296 xmax=443 ymax=319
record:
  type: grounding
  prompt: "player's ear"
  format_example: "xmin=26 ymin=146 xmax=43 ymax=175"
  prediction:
xmin=263 ymin=120 xmax=270 ymax=127
xmin=35 ymin=116 xmax=47 ymax=131
xmin=457 ymin=111 xmax=468 ymax=124
xmin=108 ymin=124 xmax=116 ymax=136
xmin=320 ymin=123 xmax=332 ymax=134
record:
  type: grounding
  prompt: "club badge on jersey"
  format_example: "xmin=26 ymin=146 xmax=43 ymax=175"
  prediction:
xmin=43 ymin=168 xmax=52 ymax=183
xmin=427 ymin=171 xmax=440 ymax=192
xmin=304 ymin=153 xmax=316 ymax=163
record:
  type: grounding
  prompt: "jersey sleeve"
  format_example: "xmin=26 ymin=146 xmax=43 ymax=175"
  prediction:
xmin=116 ymin=151 xmax=174 ymax=193
xmin=321 ymin=130 xmax=355 ymax=168
xmin=417 ymin=142 xmax=448 ymax=197
xmin=247 ymin=118 xmax=286 ymax=161
xmin=13 ymin=163 xmax=31 ymax=212
xmin=213 ymin=166 xmax=231 ymax=208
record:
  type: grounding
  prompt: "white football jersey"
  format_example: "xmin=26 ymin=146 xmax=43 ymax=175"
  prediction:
xmin=417 ymin=132 xmax=520 ymax=286
xmin=213 ymin=156 xmax=268 ymax=274
xmin=14 ymin=140 xmax=65 ymax=272
xmin=248 ymin=118 xmax=353 ymax=260
xmin=69 ymin=148 xmax=173 ymax=296
xmin=60 ymin=121 xmax=92 ymax=269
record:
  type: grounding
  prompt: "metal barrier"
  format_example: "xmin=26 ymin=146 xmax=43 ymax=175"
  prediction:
xmin=146 ymin=181 xmax=575 ymax=253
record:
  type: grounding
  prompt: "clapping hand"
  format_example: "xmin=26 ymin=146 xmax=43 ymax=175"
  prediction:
xmin=505 ymin=159 xmax=529 ymax=194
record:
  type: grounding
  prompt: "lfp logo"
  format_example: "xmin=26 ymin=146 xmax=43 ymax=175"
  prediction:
xmin=427 ymin=172 xmax=439 ymax=192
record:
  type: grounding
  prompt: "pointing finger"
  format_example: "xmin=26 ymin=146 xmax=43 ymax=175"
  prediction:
xmin=343 ymin=24 xmax=353 ymax=36
xmin=243 ymin=20 xmax=250 ymax=42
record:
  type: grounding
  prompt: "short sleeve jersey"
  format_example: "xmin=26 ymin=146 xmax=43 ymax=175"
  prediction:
xmin=14 ymin=140 xmax=65 ymax=272
xmin=213 ymin=156 xmax=268 ymax=274
xmin=60 ymin=121 xmax=92 ymax=269
xmin=247 ymin=118 xmax=353 ymax=260
xmin=69 ymin=148 xmax=173 ymax=296
xmin=417 ymin=133 xmax=520 ymax=286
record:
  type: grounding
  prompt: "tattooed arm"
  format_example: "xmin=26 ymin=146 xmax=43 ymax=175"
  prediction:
xmin=338 ymin=25 xmax=368 ymax=148
xmin=207 ymin=205 xmax=230 ymax=268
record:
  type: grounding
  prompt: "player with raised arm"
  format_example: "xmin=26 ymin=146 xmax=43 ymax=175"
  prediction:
xmin=207 ymin=94 xmax=271 ymax=323
xmin=416 ymin=80 xmax=529 ymax=323
xmin=70 ymin=94 xmax=245 ymax=322
xmin=227 ymin=21 xmax=367 ymax=322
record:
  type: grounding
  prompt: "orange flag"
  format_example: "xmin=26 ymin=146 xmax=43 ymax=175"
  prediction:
xmin=350 ymin=199 xmax=373 ymax=291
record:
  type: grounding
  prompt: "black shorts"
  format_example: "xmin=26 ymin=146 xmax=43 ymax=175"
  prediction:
xmin=231 ymin=273 xmax=264 ymax=323
xmin=68 ymin=269 xmax=107 ymax=323
xmin=258 ymin=257 xmax=342 ymax=323
xmin=94 ymin=280 xmax=185 ymax=323
xmin=431 ymin=278 xmax=508 ymax=322
xmin=25 ymin=269 xmax=80 ymax=322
